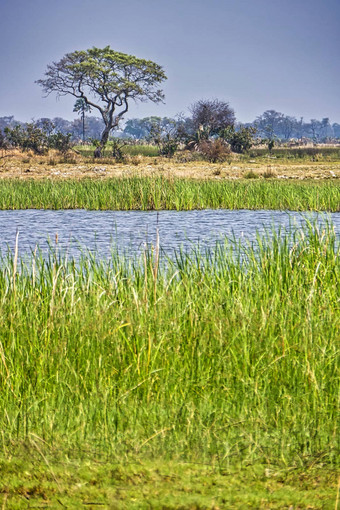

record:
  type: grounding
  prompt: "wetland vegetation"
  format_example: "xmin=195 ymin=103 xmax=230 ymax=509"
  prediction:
xmin=1 ymin=125 xmax=339 ymax=508
xmin=1 ymin=38 xmax=340 ymax=509
xmin=0 ymin=177 xmax=339 ymax=211
xmin=0 ymin=222 xmax=339 ymax=507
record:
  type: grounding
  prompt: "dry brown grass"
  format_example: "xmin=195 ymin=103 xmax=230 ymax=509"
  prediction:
xmin=1 ymin=149 xmax=340 ymax=181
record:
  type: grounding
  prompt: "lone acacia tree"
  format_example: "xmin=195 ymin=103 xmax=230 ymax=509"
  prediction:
xmin=36 ymin=46 xmax=167 ymax=155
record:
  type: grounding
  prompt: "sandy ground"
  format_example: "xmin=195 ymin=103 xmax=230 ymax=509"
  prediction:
xmin=1 ymin=151 xmax=340 ymax=180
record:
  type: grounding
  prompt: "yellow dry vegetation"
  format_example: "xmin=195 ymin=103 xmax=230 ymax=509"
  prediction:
xmin=1 ymin=149 xmax=340 ymax=181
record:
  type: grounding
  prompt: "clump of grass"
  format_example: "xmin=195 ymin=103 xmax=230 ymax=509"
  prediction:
xmin=263 ymin=166 xmax=277 ymax=178
xmin=174 ymin=150 xmax=204 ymax=163
xmin=60 ymin=153 xmax=78 ymax=164
xmin=0 ymin=178 xmax=339 ymax=211
xmin=0 ymin=222 xmax=338 ymax=471
xmin=124 ymin=154 xmax=143 ymax=165
xmin=47 ymin=157 xmax=57 ymax=166
xmin=244 ymin=170 xmax=260 ymax=179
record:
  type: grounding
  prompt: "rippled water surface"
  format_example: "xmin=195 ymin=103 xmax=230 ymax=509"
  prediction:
xmin=1 ymin=209 xmax=339 ymax=259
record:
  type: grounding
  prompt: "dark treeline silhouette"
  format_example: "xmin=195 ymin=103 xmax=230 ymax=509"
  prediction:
xmin=0 ymin=115 xmax=105 ymax=142
xmin=245 ymin=110 xmax=340 ymax=142
xmin=1 ymin=109 xmax=339 ymax=148
xmin=123 ymin=111 xmax=340 ymax=142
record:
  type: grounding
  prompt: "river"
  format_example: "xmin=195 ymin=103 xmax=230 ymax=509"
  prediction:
xmin=1 ymin=209 xmax=339 ymax=259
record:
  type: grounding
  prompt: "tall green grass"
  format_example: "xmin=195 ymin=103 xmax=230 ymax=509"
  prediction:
xmin=0 ymin=223 xmax=338 ymax=467
xmin=76 ymin=143 xmax=159 ymax=157
xmin=247 ymin=146 xmax=340 ymax=161
xmin=75 ymin=144 xmax=340 ymax=161
xmin=0 ymin=178 xmax=339 ymax=210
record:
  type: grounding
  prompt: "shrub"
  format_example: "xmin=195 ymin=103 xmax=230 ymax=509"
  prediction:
xmin=4 ymin=123 xmax=73 ymax=156
xmin=111 ymin=138 xmax=127 ymax=162
xmin=221 ymin=126 xmax=256 ymax=154
xmin=48 ymin=132 xmax=73 ymax=154
xmin=244 ymin=170 xmax=260 ymax=179
xmin=148 ymin=119 xmax=179 ymax=158
xmin=198 ymin=139 xmax=231 ymax=163
xmin=263 ymin=167 xmax=277 ymax=178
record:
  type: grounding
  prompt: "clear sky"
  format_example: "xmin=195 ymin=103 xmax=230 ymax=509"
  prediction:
xmin=0 ymin=0 xmax=339 ymax=123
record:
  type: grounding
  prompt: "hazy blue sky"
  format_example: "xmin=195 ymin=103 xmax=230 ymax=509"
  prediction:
xmin=0 ymin=0 xmax=339 ymax=123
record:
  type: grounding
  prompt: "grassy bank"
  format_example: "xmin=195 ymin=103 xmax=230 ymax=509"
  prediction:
xmin=0 ymin=177 xmax=339 ymax=210
xmin=76 ymin=142 xmax=159 ymax=158
xmin=1 ymin=457 xmax=338 ymax=509
xmin=74 ymin=143 xmax=340 ymax=162
xmin=246 ymin=145 xmax=340 ymax=162
xmin=0 ymin=223 xmax=339 ymax=507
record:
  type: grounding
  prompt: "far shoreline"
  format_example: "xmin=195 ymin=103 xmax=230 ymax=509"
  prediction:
xmin=0 ymin=175 xmax=339 ymax=212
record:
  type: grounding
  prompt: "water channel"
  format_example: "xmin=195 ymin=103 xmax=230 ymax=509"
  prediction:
xmin=0 ymin=209 xmax=339 ymax=260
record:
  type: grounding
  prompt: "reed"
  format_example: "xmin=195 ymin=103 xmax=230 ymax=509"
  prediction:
xmin=0 ymin=222 xmax=338 ymax=469
xmin=0 ymin=177 xmax=339 ymax=211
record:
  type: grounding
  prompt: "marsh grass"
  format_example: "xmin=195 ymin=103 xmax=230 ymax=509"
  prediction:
xmin=76 ymin=143 xmax=159 ymax=158
xmin=75 ymin=144 xmax=340 ymax=162
xmin=0 ymin=222 xmax=339 ymax=469
xmin=247 ymin=146 xmax=340 ymax=161
xmin=0 ymin=177 xmax=339 ymax=211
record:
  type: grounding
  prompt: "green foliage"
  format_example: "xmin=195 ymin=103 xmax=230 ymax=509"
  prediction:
xmin=48 ymin=132 xmax=73 ymax=154
xmin=148 ymin=118 xmax=180 ymax=157
xmin=111 ymin=137 xmax=127 ymax=162
xmin=123 ymin=116 xmax=175 ymax=140
xmin=73 ymin=98 xmax=92 ymax=142
xmin=37 ymin=46 xmax=167 ymax=148
xmin=222 ymin=125 xmax=256 ymax=153
xmin=88 ymin=137 xmax=101 ymax=148
xmin=268 ymin=137 xmax=275 ymax=152
xmin=4 ymin=123 xmax=73 ymax=155
xmin=5 ymin=123 xmax=48 ymax=154
xmin=73 ymin=98 xmax=91 ymax=115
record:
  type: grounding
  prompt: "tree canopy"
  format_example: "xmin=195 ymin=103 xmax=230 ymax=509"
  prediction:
xmin=189 ymin=99 xmax=235 ymax=136
xmin=36 ymin=46 xmax=167 ymax=152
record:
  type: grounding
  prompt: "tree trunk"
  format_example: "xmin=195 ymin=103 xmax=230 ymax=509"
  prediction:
xmin=94 ymin=125 xmax=111 ymax=157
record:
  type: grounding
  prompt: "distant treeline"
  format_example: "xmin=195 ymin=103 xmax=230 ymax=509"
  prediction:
xmin=1 ymin=110 xmax=340 ymax=143
xmin=123 ymin=112 xmax=340 ymax=142
xmin=0 ymin=115 xmax=105 ymax=142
